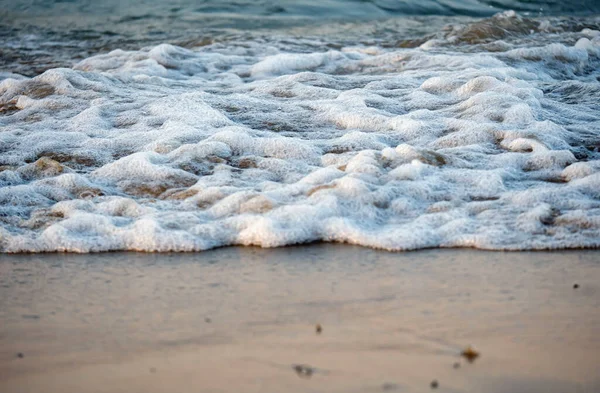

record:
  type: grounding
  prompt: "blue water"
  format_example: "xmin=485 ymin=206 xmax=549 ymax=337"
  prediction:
xmin=4 ymin=0 xmax=600 ymax=19
xmin=2 ymin=0 xmax=600 ymax=75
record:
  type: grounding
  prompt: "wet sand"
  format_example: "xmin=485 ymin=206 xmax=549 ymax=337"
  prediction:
xmin=0 ymin=245 xmax=599 ymax=393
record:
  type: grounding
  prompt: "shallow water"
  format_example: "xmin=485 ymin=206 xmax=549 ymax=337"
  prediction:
xmin=1 ymin=2 xmax=600 ymax=252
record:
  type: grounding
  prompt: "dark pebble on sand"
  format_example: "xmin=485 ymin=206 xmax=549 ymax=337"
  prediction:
xmin=573 ymin=284 xmax=579 ymax=289
xmin=461 ymin=345 xmax=480 ymax=362
xmin=453 ymin=362 xmax=461 ymax=369
xmin=316 ymin=324 xmax=322 ymax=334
xmin=430 ymin=380 xmax=439 ymax=389
xmin=205 ymin=317 xmax=211 ymax=323
xmin=293 ymin=364 xmax=314 ymax=379
xmin=149 ymin=367 xmax=157 ymax=373
xmin=17 ymin=353 xmax=24 ymax=358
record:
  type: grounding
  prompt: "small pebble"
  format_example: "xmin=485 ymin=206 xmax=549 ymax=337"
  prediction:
xmin=453 ymin=362 xmax=461 ymax=369
xmin=573 ymin=284 xmax=579 ymax=289
xmin=17 ymin=353 xmax=24 ymax=359
xmin=461 ymin=345 xmax=480 ymax=363
xmin=205 ymin=317 xmax=211 ymax=323
xmin=430 ymin=380 xmax=439 ymax=389
xmin=293 ymin=364 xmax=314 ymax=379
xmin=316 ymin=324 xmax=322 ymax=334
xmin=149 ymin=367 xmax=157 ymax=374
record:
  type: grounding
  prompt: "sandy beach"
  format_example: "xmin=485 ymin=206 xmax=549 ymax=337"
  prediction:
xmin=0 ymin=245 xmax=598 ymax=393
xmin=2 ymin=0 xmax=600 ymax=391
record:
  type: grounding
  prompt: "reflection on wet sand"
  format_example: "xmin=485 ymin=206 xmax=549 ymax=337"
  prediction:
xmin=0 ymin=245 xmax=598 ymax=392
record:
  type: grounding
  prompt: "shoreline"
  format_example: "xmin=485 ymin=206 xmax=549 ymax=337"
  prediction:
xmin=1 ymin=245 xmax=599 ymax=392
xmin=3 ymin=240 xmax=600 ymax=255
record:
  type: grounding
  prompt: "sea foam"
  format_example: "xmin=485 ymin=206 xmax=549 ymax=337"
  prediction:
xmin=1 ymin=12 xmax=599 ymax=252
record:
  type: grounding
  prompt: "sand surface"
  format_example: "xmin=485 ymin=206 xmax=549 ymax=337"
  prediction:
xmin=0 ymin=245 xmax=599 ymax=393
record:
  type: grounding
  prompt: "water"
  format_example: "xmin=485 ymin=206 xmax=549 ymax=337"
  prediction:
xmin=3 ymin=0 xmax=600 ymax=75
xmin=1 ymin=1 xmax=599 ymax=252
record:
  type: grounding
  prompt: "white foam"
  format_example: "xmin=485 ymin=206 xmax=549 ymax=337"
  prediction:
xmin=251 ymin=51 xmax=351 ymax=78
xmin=2 ymin=14 xmax=600 ymax=252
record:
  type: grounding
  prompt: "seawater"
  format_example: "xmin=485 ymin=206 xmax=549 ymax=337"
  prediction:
xmin=1 ymin=1 xmax=600 ymax=252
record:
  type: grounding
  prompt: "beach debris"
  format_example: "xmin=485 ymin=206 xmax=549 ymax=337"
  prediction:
xmin=382 ymin=382 xmax=399 ymax=391
xmin=316 ymin=324 xmax=322 ymax=334
xmin=205 ymin=317 xmax=212 ymax=323
xmin=16 ymin=353 xmax=24 ymax=358
xmin=149 ymin=367 xmax=157 ymax=374
xmin=573 ymin=283 xmax=579 ymax=289
xmin=292 ymin=364 xmax=314 ymax=379
xmin=453 ymin=362 xmax=461 ymax=369
xmin=430 ymin=379 xmax=439 ymax=389
xmin=461 ymin=345 xmax=480 ymax=363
